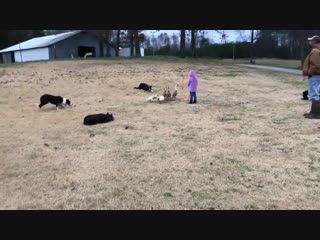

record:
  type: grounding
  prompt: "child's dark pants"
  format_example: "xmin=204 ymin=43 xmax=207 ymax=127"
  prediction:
xmin=189 ymin=92 xmax=197 ymax=104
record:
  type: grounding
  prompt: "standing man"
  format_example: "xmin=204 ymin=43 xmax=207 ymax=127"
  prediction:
xmin=303 ymin=35 xmax=320 ymax=119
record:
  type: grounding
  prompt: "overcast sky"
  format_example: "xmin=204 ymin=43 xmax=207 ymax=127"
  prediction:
xmin=144 ymin=30 xmax=252 ymax=43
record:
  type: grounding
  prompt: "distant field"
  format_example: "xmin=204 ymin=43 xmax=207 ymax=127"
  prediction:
xmin=0 ymin=57 xmax=302 ymax=70
xmin=141 ymin=57 xmax=302 ymax=70
xmin=0 ymin=58 xmax=318 ymax=210
xmin=248 ymin=58 xmax=301 ymax=69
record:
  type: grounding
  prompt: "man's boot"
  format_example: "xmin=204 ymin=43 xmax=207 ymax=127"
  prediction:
xmin=305 ymin=100 xmax=320 ymax=119
xmin=304 ymin=100 xmax=316 ymax=117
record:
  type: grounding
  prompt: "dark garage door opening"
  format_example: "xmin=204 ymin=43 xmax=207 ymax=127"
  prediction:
xmin=78 ymin=46 xmax=96 ymax=58
xmin=11 ymin=52 xmax=15 ymax=63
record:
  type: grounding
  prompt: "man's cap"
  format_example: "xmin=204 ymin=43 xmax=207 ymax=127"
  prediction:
xmin=308 ymin=35 xmax=320 ymax=41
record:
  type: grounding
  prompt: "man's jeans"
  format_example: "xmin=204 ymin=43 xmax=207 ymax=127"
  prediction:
xmin=308 ymin=75 xmax=320 ymax=101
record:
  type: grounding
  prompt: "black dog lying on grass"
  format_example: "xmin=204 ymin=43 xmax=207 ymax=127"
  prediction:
xmin=83 ymin=112 xmax=114 ymax=125
xmin=134 ymin=83 xmax=153 ymax=92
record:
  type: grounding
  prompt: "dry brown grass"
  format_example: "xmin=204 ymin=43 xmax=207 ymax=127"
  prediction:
xmin=0 ymin=58 xmax=319 ymax=210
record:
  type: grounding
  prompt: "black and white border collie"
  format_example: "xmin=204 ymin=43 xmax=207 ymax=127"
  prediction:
xmin=83 ymin=112 xmax=114 ymax=125
xmin=134 ymin=83 xmax=153 ymax=92
xmin=38 ymin=94 xmax=72 ymax=110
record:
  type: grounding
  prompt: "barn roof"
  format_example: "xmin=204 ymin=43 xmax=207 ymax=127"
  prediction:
xmin=0 ymin=30 xmax=82 ymax=53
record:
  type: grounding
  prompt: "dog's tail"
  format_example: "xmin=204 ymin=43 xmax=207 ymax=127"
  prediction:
xmin=36 ymin=103 xmax=40 ymax=108
xmin=134 ymin=87 xmax=140 ymax=89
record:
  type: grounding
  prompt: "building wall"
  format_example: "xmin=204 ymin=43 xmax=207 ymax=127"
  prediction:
xmin=52 ymin=32 xmax=116 ymax=59
xmin=103 ymin=46 xmax=116 ymax=57
xmin=1 ymin=52 xmax=12 ymax=63
xmin=1 ymin=31 xmax=117 ymax=63
xmin=119 ymin=47 xmax=144 ymax=57
xmin=14 ymin=47 xmax=49 ymax=62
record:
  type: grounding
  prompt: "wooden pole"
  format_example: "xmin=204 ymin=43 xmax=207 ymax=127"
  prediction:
xmin=233 ymin=44 xmax=235 ymax=60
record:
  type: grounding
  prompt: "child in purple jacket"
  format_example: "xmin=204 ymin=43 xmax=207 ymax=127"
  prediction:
xmin=187 ymin=70 xmax=198 ymax=104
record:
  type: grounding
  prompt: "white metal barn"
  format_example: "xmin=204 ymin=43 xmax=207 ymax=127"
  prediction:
xmin=13 ymin=47 xmax=50 ymax=62
xmin=0 ymin=30 xmax=116 ymax=63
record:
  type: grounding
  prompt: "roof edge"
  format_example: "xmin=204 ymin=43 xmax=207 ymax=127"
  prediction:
xmin=0 ymin=30 xmax=82 ymax=53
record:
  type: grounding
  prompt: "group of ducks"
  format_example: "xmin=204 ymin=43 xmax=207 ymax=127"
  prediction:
xmin=146 ymin=84 xmax=178 ymax=103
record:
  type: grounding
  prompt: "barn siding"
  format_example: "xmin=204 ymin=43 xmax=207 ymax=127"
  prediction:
xmin=48 ymin=46 xmax=55 ymax=60
xmin=53 ymin=32 xmax=115 ymax=58
xmin=110 ymin=47 xmax=116 ymax=56
xmin=0 ymin=31 xmax=117 ymax=63
xmin=119 ymin=47 xmax=144 ymax=57
xmin=1 ymin=52 xmax=13 ymax=63
xmin=14 ymin=48 xmax=49 ymax=62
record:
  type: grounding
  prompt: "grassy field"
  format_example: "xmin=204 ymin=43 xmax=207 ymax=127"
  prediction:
xmin=0 ymin=57 xmax=318 ymax=210
xmin=248 ymin=58 xmax=301 ymax=69
xmin=141 ymin=57 xmax=302 ymax=69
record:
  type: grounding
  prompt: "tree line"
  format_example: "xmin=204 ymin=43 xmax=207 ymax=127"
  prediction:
xmin=1 ymin=30 xmax=320 ymax=66
xmin=145 ymin=30 xmax=320 ymax=66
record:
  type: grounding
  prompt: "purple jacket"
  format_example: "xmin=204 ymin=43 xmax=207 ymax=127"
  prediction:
xmin=187 ymin=70 xmax=198 ymax=92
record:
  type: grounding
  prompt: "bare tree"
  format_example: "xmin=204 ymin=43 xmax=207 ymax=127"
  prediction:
xmin=180 ymin=30 xmax=186 ymax=58
xmin=158 ymin=33 xmax=171 ymax=47
xmin=287 ymin=30 xmax=319 ymax=67
xmin=116 ymin=30 xmax=121 ymax=57
xmin=171 ymin=33 xmax=179 ymax=50
xmin=126 ymin=30 xmax=134 ymax=56
xmin=236 ymin=30 xmax=251 ymax=42
xmin=125 ymin=30 xmax=144 ymax=57
xmin=151 ymin=35 xmax=158 ymax=55
xmin=274 ymin=30 xmax=319 ymax=67
xmin=144 ymin=35 xmax=152 ymax=49
xmin=191 ymin=30 xmax=196 ymax=57
xmin=189 ymin=30 xmax=206 ymax=57
xmin=133 ymin=30 xmax=141 ymax=57
xmin=214 ymin=30 xmax=228 ymax=43
xmin=105 ymin=31 xmax=112 ymax=57
xmin=236 ymin=30 xmax=257 ymax=63
xmin=250 ymin=30 xmax=255 ymax=64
